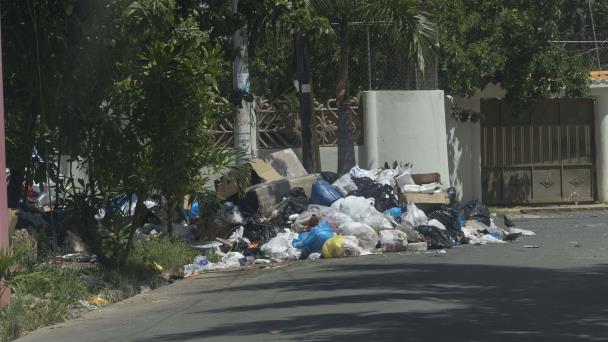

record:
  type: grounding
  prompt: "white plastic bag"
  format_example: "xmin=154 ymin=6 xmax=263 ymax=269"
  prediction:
xmin=405 ymin=202 xmax=428 ymax=227
xmin=333 ymin=196 xmax=393 ymax=232
xmin=395 ymin=223 xmax=423 ymax=242
xmin=325 ymin=211 xmax=354 ymax=229
xmin=377 ymin=169 xmax=398 ymax=188
xmin=428 ymin=219 xmax=447 ymax=231
xmin=334 ymin=196 xmax=375 ymax=222
xmin=366 ymin=211 xmax=394 ymax=232
xmin=332 ymin=173 xmax=358 ymax=196
xmin=379 ymin=229 xmax=409 ymax=252
xmin=292 ymin=209 xmax=327 ymax=232
xmin=222 ymin=252 xmax=245 ymax=265
xmin=342 ymin=235 xmax=364 ymax=256
xmin=349 ymin=165 xmax=380 ymax=180
xmin=338 ymin=222 xmax=379 ymax=251
xmin=260 ymin=229 xmax=300 ymax=260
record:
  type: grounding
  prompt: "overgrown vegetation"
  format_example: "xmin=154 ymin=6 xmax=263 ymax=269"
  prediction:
xmin=0 ymin=232 xmax=209 ymax=341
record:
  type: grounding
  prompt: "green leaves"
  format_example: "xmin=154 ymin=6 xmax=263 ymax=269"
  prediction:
xmin=432 ymin=0 xmax=592 ymax=114
xmin=0 ymin=254 xmax=14 ymax=281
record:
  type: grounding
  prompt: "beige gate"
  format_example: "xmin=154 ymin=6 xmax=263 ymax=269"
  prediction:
xmin=481 ymin=99 xmax=596 ymax=205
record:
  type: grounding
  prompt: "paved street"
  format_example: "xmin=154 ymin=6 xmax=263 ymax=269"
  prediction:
xmin=17 ymin=211 xmax=608 ymax=342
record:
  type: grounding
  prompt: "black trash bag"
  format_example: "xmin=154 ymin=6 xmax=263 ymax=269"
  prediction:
xmin=242 ymin=218 xmax=284 ymax=245
xmin=427 ymin=209 xmax=468 ymax=245
xmin=321 ymin=171 xmax=338 ymax=184
xmin=414 ymin=225 xmax=454 ymax=249
xmin=236 ymin=241 xmax=262 ymax=257
xmin=272 ymin=187 xmax=309 ymax=225
xmin=460 ymin=199 xmax=491 ymax=226
xmin=348 ymin=177 xmax=399 ymax=212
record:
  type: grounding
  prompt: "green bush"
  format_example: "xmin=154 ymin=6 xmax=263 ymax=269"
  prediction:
xmin=130 ymin=236 xmax=201 ymax=273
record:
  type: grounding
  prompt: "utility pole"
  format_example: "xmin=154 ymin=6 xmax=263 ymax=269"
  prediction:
xmin=232 ymin=0 xmax=256 ymax=161
xmin=293 ymin=0 xmax=319 ymax=173
xmin=0 ymin=18 xmax=11 ymax=307
xmin=295 ymin=31 xmax=318 ymax=172
xmin=588 ymin=0 xmax=602 ymax=70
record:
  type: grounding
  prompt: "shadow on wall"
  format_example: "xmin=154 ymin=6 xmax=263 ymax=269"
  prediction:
xmin=446 ymin=116 xmax=478 ymax=203
xmin=503 ymin=171 xmax=531 ymax=204
xmin=139 ymin=261 xmax=608 ymax=342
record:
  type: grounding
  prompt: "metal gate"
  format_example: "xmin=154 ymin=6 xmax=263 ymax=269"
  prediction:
xmin=481 ymin=99 xmax=596 ymax=205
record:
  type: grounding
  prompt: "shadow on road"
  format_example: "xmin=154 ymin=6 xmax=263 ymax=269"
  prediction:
xmin=139 ymin=261 xmax=608 ymax=342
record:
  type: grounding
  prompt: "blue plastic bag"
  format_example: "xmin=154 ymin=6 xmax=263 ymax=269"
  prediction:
xmin=186 ymin=200 xmax=201 ymax=220
xmin=383 ymin=207 xmax=403 ymax=222
xmin=311 ymin=180 xmax=342 ymax=206
xmin=292 ymin=219 xmax=335 ymax=258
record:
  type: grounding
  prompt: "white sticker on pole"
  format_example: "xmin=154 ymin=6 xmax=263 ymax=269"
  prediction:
xmin=301 ymin=84 xmax=311 ymax=93
xmin=237 ymin=73 xmax=250 ymax=92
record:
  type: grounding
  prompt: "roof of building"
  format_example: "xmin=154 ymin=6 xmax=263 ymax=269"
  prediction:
xmin=589 ymin=70 xmax=608 ymax=81
xmin=589 ymin=71 xmax=608 ymax=88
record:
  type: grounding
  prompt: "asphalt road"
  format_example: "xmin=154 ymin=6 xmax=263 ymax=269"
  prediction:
xmin=17 ymin=211 xmax=608 ymax=342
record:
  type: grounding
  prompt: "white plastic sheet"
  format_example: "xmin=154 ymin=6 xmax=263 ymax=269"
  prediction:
xmin=260 ymin=229 xmax=300 ymax=260
xmin=338 ymin=222 xmax=379 ymax=251
xmin=379 ymin=229 xmax=408 ymax=252
xmin=405 ymin=203 xmax=428 ymax=228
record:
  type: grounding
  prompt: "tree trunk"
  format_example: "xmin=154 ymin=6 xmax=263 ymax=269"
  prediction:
xmin=336 ymin=26 xmax=356 ymax=175
xmin=119 ymin=193 xmax=147 ymax=268
xmin=166 ymin=195 xmax=174 ymax=236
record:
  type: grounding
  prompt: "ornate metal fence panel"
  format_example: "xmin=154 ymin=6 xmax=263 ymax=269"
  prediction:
xmin=256 ymin=97 xmax=364 ymax=149
xmin=208 ymin=106 xmax=235 ymax=149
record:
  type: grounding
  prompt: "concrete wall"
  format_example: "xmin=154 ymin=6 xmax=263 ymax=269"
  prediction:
xmin=445 ymin=98 xmax=481 ymax=203
xmin=447 ymin=84 xmax=507 ymax=203
xmin=362 ymin=90 xmax=451 ymax=186
xmin=589 ymin=87 xmax=608 ymax=203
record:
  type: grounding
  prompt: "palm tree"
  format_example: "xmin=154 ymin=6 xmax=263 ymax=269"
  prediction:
xmin=309 ymin=0 xmax=434 ymax=174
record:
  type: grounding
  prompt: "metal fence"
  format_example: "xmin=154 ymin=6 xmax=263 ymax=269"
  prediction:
xmin=209 ymin=96 xmax=364 ymax=150
xmin=344 ymin=23 xmax=438 ymax=92
xmin=210 ymin=21 xmax=436 ymax=150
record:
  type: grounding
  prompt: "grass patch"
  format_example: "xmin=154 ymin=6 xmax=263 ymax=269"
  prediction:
xmin=1 ymin=266 xmax=87 ymax=341
xmin=130 ymin=236 xmax=205 ymax=273
xmin=0 ymin=234 xmax=205 ymax=341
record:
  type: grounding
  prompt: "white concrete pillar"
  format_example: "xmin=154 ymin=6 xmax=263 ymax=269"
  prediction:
xmin=362 ymin=91 xmax=379 ymax=169
xmin=594 ymin=92 xmax=608 ymax=203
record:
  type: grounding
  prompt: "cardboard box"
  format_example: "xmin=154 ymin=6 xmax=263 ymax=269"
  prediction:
xmin=215 ymin=149 xmax=309 ymax=199
xmin=402 ymin=173 xmax=447 ymax=205
xmin=402 ymin=191 xmax=448 ymax=205
xmin=264 ymin=149 xmax=308 ymax=178
xmin=241 ymin=174 xmax=320 ymax=216
xmin=215 ymin=157 xmax=282 ymax=200
xmin=411 ymin=173 xmax=441 ymax=185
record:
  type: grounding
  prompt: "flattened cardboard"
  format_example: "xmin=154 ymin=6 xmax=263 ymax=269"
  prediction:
xmin=264 ymin=149 xmax=308 ymax=178
xmin=250 ymin=158 xmax=283 ymax=182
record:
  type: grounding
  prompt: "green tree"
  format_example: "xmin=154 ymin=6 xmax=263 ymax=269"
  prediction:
xmin=106 ymin=0 xmax=242 ymax=265
xmin=432 ymin=0 xmax=591 ymax=117
xmin=307 ymin=0 xmax=434 ymax=173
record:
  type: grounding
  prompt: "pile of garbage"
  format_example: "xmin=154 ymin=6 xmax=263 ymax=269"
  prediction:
xmin=183 ymin=149 xmax=535 ymax=277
